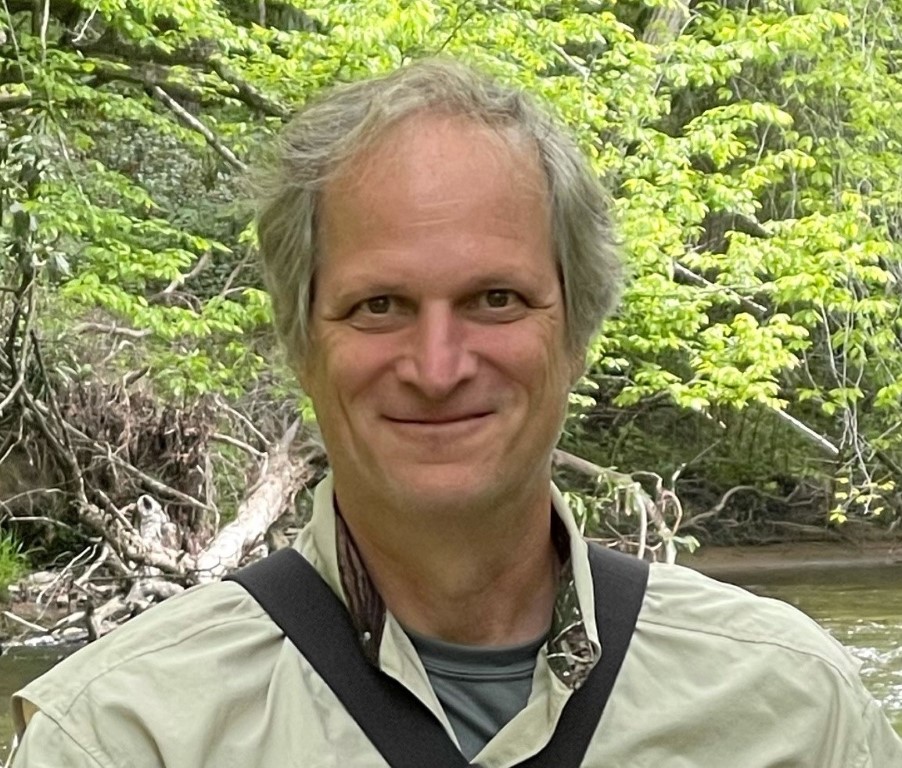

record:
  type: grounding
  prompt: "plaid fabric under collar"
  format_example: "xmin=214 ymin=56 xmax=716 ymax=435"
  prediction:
xmin=334 ymin=502 xmax=598 ymax=689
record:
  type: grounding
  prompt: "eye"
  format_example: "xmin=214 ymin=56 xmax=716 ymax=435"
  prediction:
xmin=346 ymin=294 xmax=408 ymax=331
xmin=359 ymin=296 xmax=392 ymax=315
xmin=484 ymin=289 xmax=513 ymax=309
xmin=468 ymin=289 xmax=527 ymax=323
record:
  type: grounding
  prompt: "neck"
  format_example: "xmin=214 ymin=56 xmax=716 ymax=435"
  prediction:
xmin=335 ymin=481 xmax=560 ymax=646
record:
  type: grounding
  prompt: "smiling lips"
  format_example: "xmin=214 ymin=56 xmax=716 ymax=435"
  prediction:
xmin=385 ymin=412 xmax=492 ymax=426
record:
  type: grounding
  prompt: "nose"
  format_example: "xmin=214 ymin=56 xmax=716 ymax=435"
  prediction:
xmin=395 ymin=304 xmax=477 ymax=399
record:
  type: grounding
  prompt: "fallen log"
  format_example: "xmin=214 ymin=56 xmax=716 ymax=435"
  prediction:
xmin=192 ymin=419 xmax=315 ymax=583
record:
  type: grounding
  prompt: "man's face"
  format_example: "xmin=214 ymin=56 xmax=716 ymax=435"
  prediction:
xmin=301 ymin=114 xmax=578 ymax=518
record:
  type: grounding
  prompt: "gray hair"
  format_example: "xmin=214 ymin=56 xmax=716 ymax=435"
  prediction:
xmin=256 ymin=58 xmax=620 ymax=370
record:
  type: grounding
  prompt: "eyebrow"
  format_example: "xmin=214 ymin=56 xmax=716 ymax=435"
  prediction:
xmin=459 ymin=272 xmax=544 ymax=291
xmin=325 ymin=281 xmax=407 ymax=307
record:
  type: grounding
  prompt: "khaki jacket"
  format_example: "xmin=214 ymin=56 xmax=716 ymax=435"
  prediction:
xmin=11 ymin=476 xmax=902 ymax=767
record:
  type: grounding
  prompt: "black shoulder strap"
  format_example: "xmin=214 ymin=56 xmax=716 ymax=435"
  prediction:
xmin=518 ymin=543 xmax=648 ymax=767
xmin=225 ymin=541 xmax=648 ymax=768
xmin=227 ymin=548 xmax=468 ymax=768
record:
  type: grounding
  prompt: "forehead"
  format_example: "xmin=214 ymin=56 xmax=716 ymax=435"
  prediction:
xmin=318 ymin=113 xmax=550 ymax=239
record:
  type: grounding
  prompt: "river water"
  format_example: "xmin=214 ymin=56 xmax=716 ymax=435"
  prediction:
xmin=1 ymin=562 xmax=900 ymax=759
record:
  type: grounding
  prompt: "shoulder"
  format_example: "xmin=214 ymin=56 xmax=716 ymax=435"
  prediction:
xmin=596 ymin=564 xmax=902 ymax=766
xmin=14 ymin=580 xmax=278 ymax=730
xmin=639 ymin=562 xmax=861 ymax=685
xmin=9 ymin=574 xmax=382 ymax=768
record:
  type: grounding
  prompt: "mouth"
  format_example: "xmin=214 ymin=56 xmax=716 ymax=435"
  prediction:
xmin=384 ymin=412 xmax=493 ymax=426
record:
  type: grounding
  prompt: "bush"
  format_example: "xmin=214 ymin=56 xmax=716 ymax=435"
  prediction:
xmin=0 ymin=532 xmax=29 ymax=598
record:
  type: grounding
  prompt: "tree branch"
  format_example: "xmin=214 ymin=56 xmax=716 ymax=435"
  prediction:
xmin=552 ymin=449 xmax=679 ymax=562
xmin=153 ymin=251 xmax=211 ymax=297
xmin=0 ymin=91 xmax=32 ymax=111
xmin=70 ymin=322 xmax=152 ymax=339
xmin=210 ymin=59 xmax=290 ymax=120
xmin=150 ymin=85 xmax=247 ymax=172
xmin=76 ymin=32 xmax=288 ymax=118
xmin=673 ymin=261 xmax=768 ymax=316
xmin=6 ymin=2 xmax=289 ymax=117
xmin=770 ymin=409 xmax=839 ymax=457
xmin=88 ymin=61 xmax=214 ymax=105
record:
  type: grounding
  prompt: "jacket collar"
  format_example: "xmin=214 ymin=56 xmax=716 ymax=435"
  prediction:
xmin=300 ymin=476 xmax=600 ymax=690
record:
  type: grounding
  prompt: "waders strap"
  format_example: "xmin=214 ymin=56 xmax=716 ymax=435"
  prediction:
xmin=225 ymin=541 xmax=648 ymax=768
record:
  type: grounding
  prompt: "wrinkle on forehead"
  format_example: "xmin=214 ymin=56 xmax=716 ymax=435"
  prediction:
xmin=318 ymin=113 xmax=551 ymax=250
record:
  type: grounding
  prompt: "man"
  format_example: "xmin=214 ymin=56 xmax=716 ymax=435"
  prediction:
xmin=10 ymin=59 xmax=902 ymax=767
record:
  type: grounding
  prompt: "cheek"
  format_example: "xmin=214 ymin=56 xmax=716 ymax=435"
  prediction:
xmin=317 ymin=333 xmax=401 ymax=404
xmin=479 ymin=330 xmax=571 ymax=401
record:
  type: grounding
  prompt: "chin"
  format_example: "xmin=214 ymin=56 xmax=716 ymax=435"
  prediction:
xmin=382 ymin=465 xmax=509 ymax=514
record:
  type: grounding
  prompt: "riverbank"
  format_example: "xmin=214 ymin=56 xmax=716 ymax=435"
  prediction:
xmin=679 ymin=539 xmax=902 ymax=578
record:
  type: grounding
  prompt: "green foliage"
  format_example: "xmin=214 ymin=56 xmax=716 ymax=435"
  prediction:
xmin=2 ymin=0 xmax=901 ymax=529
xmin=0 ymin=532 xmax=28 ymax=597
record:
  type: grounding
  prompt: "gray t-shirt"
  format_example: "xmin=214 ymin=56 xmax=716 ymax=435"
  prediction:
xmin=407 ymin=629 xmax=546 ymax=761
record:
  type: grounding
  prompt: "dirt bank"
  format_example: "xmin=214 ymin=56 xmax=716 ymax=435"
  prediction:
xmin=679 ymin=539 xmax=902 ymax=578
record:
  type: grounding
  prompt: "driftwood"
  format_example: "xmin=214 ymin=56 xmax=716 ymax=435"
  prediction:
xmin=99 ymin=418 xmax=316 ymax=582
xmin=2 ymin=419 xmax=320 ymax=647
xmin=193 ymin=419 xmax=312 ymax=582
